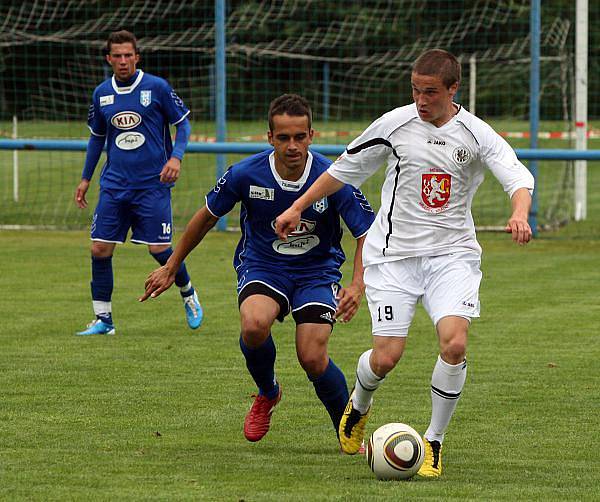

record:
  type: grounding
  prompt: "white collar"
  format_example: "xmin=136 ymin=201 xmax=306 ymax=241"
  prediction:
xmin=269 ymin=151 xmax=313 ymax=191
xmin=111 ymin=70 xmax=144 ymax=94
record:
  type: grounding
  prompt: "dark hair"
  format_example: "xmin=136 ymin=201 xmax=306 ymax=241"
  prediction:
xmin=106 ymin=30 xmax=138 ymax=54
xmin=268 ymin=94 xmax=312 ymax=131
xmin=413 ymin=49 xmax=461 ymax=88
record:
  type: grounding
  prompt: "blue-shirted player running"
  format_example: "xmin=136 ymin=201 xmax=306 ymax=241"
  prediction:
xmin=74 ymin=30 xmax=203 ymax=336
xmin=140 ymin=94 xmax=375 ymax=445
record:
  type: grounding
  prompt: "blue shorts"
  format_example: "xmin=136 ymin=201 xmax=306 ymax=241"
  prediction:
xmin=236 ymin=261 xmax=342 ymax=324
xmin=91 ymin=187 xmax=173 ymax=245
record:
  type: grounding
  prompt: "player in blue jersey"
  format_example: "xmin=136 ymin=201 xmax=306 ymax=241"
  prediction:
xmin=140 ymin=94 xmax=375 ymax=444
xmin=74 ymin=30 xmax=203 ymax=336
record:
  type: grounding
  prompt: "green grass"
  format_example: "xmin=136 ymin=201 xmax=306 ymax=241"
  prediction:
xmin=1 ymin=220 xmax=599 ymax=500
xmin=1 ymin=118 xmax=599 ymax=499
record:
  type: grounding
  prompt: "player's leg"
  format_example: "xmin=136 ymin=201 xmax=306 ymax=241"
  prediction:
xmin=77 ymin=189 xmax=129 ymax=336
xmin=339 ymin=261 xmax=420 ymax=454
xmin=294 ymin=317 xmax=348 ymax=438
xmin=132 ymin=187 xmax=203 ymax=329
xmin=291 ymin=276 xmax=349 ymax=440
xmin=148 ymin=243 xmax=203 ymax=329
xmin=237 ymin=273 xmax=290 ymax=442
xmin=419 ymin=253 xmax=481 ymax=477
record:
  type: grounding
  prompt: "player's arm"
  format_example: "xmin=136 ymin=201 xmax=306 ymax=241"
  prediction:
xmin=335 ymin=234 xmax=367 ymax=323
xmin=75 ymin=133 xmax=105 ymax=209
xmin=160 ymin=118 xmax=192 ymax=184
xmin=275 ymin=171 xmax=345 ymax=239
xmin=140 ymin=206 xmax=218 ymax=301
xmin=505 ymin=188 xmax=532 ymax=245
xmin=479 ymin=124 xmax=534 ymax=245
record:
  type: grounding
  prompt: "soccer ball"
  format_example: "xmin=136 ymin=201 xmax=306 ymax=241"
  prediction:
xmin=366 ymin=423 xmax=425 ymax=480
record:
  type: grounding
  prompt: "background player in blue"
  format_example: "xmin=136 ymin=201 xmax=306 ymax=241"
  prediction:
xmin=74 ymin=30 xmax=203 ymax=335
xmin=140 ymin=94 xmax=375 ymax=445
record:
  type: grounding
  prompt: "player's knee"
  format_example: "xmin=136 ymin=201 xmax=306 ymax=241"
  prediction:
xmin=441 ymin=339 xmax=467 ymax=364
xmin=91 ymin=242 xmax=113 ymax=258
xmin=240 ymin=317 xmax=271 ymax=347
xmin=298 ymin=350 xmax=328 ymax=376
xmin=371 ymin=351 xmax=401 ymax=377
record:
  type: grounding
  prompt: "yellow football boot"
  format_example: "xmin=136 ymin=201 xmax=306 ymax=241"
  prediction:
xmin=338 ymin=391 xmax=370 ymax=455
xmin=418 ymin=438 xmax=442 ymax=477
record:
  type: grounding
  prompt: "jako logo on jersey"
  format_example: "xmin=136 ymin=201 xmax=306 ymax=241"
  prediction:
xmin=313 ymin=197 xmax=328 ymax=213
xmin=115 ymin=131 xmax=146 ymax=150
xmin=453 ymin=146 xmax=471 ymax=164
xmin=140 ymin=90 xmax=151 ymax=107
xmin=99 ymin=95 xmax=114 ymax=107
xmin=427 ymin=138 xmax=446 ymax=145
xmin=111 ymin=111 xmax=142 ymax=130
xmin=420 ymin=172 xmax=451 ymax=212
xmin=249 ymin=185 xmax=274 ymax=201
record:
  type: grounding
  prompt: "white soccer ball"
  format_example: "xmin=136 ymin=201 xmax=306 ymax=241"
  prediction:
xmin=366 ymin=422 xmax=425 ymax=480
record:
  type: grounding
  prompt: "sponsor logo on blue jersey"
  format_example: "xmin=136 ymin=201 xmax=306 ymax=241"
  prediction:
xmin=111 ymin=111 xmax=142 ymax=130
xmin=116 ymin=131 xmax=145 ymax=150
xmin=249 ymin=185 xmax=274 ymax=201
xmin=270 ymin=218 xmax=319 ymax=255
xmin=100 ymin=95 xmax=114 ymax=107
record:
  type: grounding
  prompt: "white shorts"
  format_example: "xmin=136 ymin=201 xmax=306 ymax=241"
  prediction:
xmin=364 ymin=253 xmax=482 ymax=337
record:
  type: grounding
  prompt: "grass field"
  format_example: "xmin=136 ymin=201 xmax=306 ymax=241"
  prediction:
xmin=1 ymin=213 xmax=599 ymax=499
xmin=1 ymin=118 xmax=599 ymax=499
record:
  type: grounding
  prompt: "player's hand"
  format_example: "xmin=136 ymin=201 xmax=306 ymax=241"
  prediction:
xmin=139 ymin=265 xmax=176 ymax=302
xmin=75 ymin=179 xmax=90 ymax=209
xmin=160 ymin=157 xmax=181 ymax=184
xmin=504 ymin=214 xmax=532 ymax=245
xmin=275 ymin=207 xmax=301 ymax=240
xmin=335 ymin=282 xmax=364 ymax=323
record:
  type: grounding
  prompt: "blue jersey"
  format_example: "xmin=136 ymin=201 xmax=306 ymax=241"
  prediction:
xmin=87 ymin=70 xmax=190 ymax=189
xmin=206 ymin=150 xmax=375 ymax=272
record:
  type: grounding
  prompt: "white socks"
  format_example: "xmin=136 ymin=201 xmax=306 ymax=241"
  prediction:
xmin=353 ymin=349 xmax=385 ymax=413
xmin=92 ymin=300 xmax=112 ymax=319
xmin=424 ymin=355 xmax=467 ymax=443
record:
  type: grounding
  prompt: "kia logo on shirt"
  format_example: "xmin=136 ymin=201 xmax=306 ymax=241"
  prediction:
xmin=111 ymin=111 xmax=142 ymax=130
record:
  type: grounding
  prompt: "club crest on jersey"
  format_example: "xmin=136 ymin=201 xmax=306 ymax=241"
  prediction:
xmin=111 ymin=111 xmax=141 ymax=130
xmin=420 ymin=172 xmax=451 ymax=213
xmin=313 ymin=197 xmax=328 ymax=213
xmin=140 ymin=90 xmax=151 ymax=107
xmin=249 ymin=185 xmax=274 ymax=201
xmin=99 ymin=95 xmax=114 ymax=107
xmin=453 ymin=146 xmax=471 ymax=164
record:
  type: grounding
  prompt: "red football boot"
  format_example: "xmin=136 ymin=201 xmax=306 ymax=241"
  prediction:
xmin=243 ymin=386 xmax=282 ymax=442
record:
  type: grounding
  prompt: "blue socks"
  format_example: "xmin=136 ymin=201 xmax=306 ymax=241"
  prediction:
xmin=91 ymin=255 xmax=113 ymax=325
xmin=239 ymin=334 xmax=279 ymax=400
xmin=309 ymin=358 xmax=349 ymax=432
xmin=151 ymin=248 xmax=192 ymax=292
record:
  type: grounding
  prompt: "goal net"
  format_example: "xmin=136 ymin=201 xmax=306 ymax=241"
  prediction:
xmin=0 ymin=0 xmax=592 ymax=230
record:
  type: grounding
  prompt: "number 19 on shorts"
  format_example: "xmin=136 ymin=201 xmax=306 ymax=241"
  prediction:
xmin=377 ymin=305 xmax=394 ymax=322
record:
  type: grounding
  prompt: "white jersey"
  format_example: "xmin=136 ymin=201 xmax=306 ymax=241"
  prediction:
xmin=328 ymin=103 xmax=534 ymax=266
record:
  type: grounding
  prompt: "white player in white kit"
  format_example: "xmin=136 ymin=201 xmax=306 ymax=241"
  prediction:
xmin=275 ymin=49 xmax=534 ymax=477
